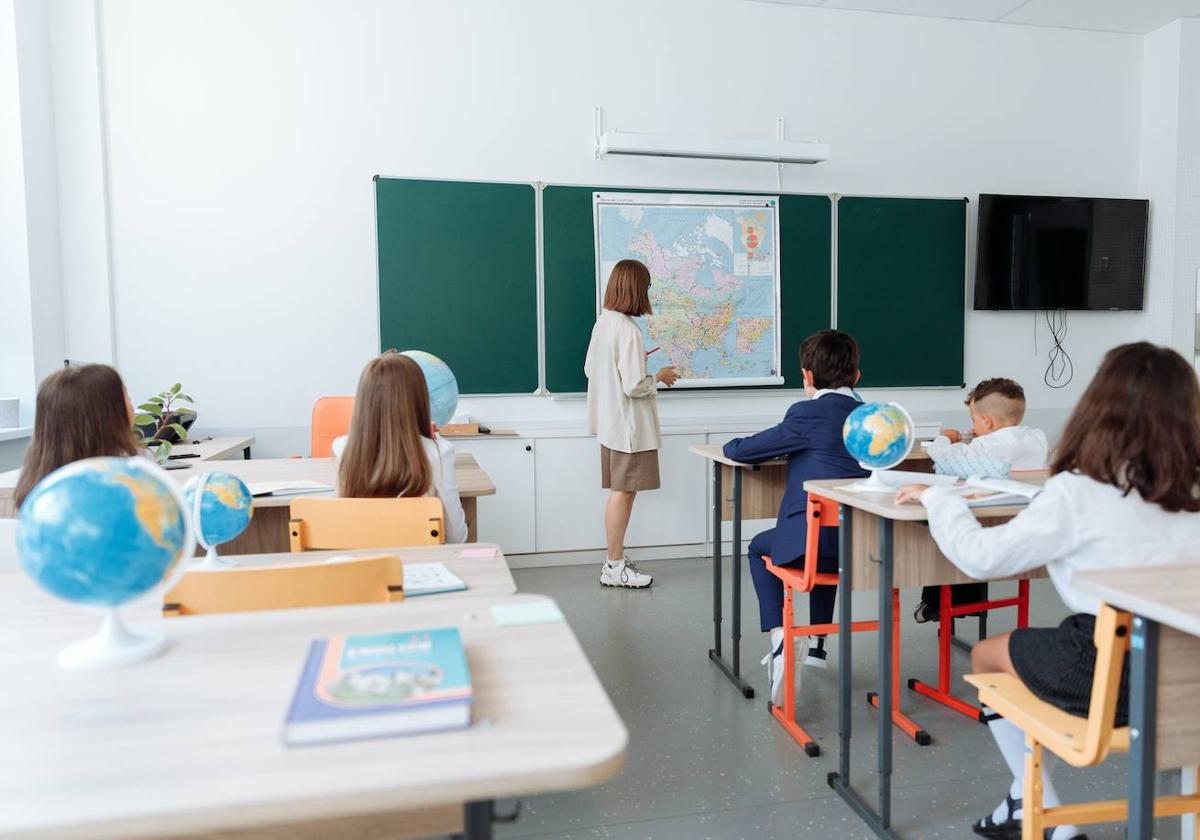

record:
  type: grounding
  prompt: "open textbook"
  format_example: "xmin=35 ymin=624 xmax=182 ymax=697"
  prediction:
xmin=955 ymin=477 xmax=1043 ymax=508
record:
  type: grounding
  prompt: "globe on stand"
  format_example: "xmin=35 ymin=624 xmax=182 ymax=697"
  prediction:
xmin=399 ymin=350 xmax=459 ymax=428
xmin=185 ymin=471 xmax=253 ymax=569
xmin=16 ymin=456 xmax=195 ymax=669
xmin=842 ymin=402 xmax=916 ymax=493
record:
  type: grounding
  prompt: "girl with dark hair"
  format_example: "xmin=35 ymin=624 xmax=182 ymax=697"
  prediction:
xmin=898 ymin=342 xmax=1200 ymax=840
xmin=15 ymin=365 xmax=140 ymax=508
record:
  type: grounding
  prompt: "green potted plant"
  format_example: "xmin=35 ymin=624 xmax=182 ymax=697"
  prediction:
xmin=133 ymin=383 xmax=197 ymax=462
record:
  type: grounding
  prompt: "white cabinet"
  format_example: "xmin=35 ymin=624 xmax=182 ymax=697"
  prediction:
xmin=451 ymin=437 xmax=536 ymax=555
xmin=534 ymin=434 xmax=706 ymax=553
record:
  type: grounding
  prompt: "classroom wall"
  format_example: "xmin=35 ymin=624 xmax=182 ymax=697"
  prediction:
xmin=40 ymin=1 xmax=1181 ymax=452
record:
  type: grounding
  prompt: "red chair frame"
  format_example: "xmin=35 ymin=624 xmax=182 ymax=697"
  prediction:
xmin=765 ymin=494 xmax=930 ymax=756
xmin=907 ymin=580 xmax=1030 ymax=721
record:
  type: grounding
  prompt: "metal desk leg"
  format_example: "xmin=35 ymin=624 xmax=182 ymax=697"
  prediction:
xmin=1128 ymin=615 xmax=1159 ymax=840
xmin=711 ymin=462 xmax=722 ymax=658
xmin=878 ymin=518 xmax=894 ymax=827
xmin=707 ymin=463 xmax=754 ymax=698
xmin=828 ymin=511 xmax=900 ymax=839
xmin=461 ymin=800 xmax=494 ymax=839
xmin=242 ymin=446 xmax=251 ymax=460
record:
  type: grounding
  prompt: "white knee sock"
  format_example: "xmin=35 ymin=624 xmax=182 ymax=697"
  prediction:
xmin=983 ymin=709 xmax=1079 ymax=837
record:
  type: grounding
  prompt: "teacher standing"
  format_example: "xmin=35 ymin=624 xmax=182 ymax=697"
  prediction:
xmin=585 ymin=259 xmax=679 ymax=589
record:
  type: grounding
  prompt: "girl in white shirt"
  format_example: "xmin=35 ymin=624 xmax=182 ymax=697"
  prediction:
xmin=334 ymin=352 xmax=467 ymax=544
xmin=585 ymin=259 xmax=678 ymax=588
xmin=898 ymin=342 xmax=1200 ymax=840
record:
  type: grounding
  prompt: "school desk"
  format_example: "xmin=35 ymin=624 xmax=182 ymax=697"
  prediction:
xmin=688 ymin=443 xmax=935 ymax=698
xmin=0 ymin=434 xmax=255 ymax=518
xmin=0 ymin=587 xmax=626 ymax=840
xmin=0 ymin=455 xmax=498 ymax=547
xmin=1075 ymin=564 xmax=1200 ymax=840
xmin=803 ymin=477 xmax=1047 ymax=839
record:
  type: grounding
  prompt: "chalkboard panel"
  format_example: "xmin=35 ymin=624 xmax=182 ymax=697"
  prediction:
xmin=542 ymin=186 xmax=832 ymax=393
xmin=376 ymin=177 xmax=538 ymax=394
xmin=836 ymin=197 xmax=966 ymax=388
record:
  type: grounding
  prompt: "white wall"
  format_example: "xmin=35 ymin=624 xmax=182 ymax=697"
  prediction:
xmin=62 ymin=1 xmax=1175 ymax=450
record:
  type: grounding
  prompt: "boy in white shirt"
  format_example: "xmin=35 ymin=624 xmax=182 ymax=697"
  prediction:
xmin=915 ymin=378 xmax=1049 ymax=623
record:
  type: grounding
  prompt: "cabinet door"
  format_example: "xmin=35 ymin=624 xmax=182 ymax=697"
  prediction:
xmin=451 ymin=438 xmax=536 ymax=555
xmin=534 ymin=434 xmax=706 ymax=553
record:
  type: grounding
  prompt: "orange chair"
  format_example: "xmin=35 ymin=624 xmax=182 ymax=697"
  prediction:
xmin=908 ymin=581 xmax=1030 ymax=722
xmin=311 ymin=396 xmax=354 ymax=457
xmin=766 ymin=494 xmax=929 ymax=756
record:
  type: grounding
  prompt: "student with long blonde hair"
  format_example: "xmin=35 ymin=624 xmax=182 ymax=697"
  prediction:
xmin=334 ymin=352 xmax=467 ymax=543
xmin=15 ymin=364 xmax=140 ymax=508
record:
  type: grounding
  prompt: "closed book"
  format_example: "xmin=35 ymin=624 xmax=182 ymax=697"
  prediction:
xmin=283 ymin=627 xmax=472 ymax=747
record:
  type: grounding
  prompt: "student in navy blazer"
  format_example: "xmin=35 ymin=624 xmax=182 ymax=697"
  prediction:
xmin=722 ymin=330 xmax=867 ymax=705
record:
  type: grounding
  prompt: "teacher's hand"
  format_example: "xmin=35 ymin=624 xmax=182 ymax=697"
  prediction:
xmin=656 ymin=367 xmax=679 ymax=387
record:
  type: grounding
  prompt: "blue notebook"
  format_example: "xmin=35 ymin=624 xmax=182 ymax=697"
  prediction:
xmin=283 ymin=627 xmax=472 ymax=747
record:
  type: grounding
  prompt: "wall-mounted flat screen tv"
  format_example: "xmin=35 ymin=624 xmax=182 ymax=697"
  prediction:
xmin=974 ymin=194 xmax=1147 ymax=311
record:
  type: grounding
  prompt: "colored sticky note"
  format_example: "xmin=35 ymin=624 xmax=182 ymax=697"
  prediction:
xmin=490 ymin=602 xmax=565 ymax=628
xmin=458 ymin=547 xmax=497 ymax=559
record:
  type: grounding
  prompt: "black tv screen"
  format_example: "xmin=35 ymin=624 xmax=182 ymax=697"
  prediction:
xmin=974 ymin=194 xmax=1147 ymax=311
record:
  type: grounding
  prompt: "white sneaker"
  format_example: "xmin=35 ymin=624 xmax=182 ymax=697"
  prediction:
xmin=763 ymin=635 xmax=809 ymax=707
xmin=804 ymin=637 xmax=828 ymax=669
xmin=599 ymin=558 xmax=653 ymax=589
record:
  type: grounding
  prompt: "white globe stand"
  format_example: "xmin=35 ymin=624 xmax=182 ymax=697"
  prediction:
xmin=56 ymin=458 xmax=196 ymax=671
xmin=58 ymin=608 xmax=166 ymax=670
xmin=846 ymin=403 xmax=917 ymax=494
xmin=191 ymin=471 xmax=238 ymax=570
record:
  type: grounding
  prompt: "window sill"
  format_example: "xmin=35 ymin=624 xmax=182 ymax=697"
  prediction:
xmin=0 ymin=427 xmax=33 ymax=443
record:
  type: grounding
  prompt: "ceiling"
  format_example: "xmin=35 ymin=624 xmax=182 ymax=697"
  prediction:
xmin=752 ymin=0 xmax=1200 ymax=34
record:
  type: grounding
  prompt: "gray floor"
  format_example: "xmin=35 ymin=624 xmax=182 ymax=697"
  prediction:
xmin=493 ymin=556 xmax=1185 ymax=840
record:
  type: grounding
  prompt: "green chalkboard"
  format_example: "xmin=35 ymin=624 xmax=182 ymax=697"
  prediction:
xmin=376 ymin=177 xmax=537 ymax=394
xmin=542 ymin=186 xmax=832 ymax=393
xmin=836 ymin=197 xmax=966 ymax=388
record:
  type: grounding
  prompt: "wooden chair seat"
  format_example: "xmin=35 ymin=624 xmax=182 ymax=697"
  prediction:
xmin=964 ymin=672 xmax=1130 ymax=766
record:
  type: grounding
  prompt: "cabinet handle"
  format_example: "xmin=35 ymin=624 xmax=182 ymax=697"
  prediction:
xmin=525 ymin=445 xmax=532 ymax=452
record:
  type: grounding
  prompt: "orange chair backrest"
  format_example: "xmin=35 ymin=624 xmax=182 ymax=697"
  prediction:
xmin=802 ymin=494 xmax=842 ymax=590
xmin=288 ymin=496 xmax=446 ymax=552
xmin=311 ymin=396 xmax=355 ymax=458
xmin=162 ymin=553 xmax=404 ymax=616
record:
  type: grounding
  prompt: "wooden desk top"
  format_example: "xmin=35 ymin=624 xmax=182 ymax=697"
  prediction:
xmin=161 ymin=435 xmax=255 ymax=461
xmin=689 ymin=441 xmax=931 ymax=469
xmin=803 ymin=475 xmax=1049 ymax=522
xmin=1074 ymin=564 xmax=1200 ymax=638
xmin=228 ymin=543 xmax=516 ymax=598
xmin=0 ymin=454 xmax=496 ymax=510
xmin=0 ymin=589 xmax=625 ymax=840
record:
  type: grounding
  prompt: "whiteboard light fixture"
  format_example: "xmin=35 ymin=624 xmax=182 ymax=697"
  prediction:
xmin=597 ymin=129 xmax=829 ymax=165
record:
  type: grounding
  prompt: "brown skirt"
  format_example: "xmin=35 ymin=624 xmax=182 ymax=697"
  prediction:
xmin=600 ymin=445 xmax=660 ymax=492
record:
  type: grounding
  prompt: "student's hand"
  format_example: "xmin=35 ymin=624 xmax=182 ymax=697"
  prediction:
xmin=656 ymin=366 xmax=679 ymax=387
xmin=895 ymin=484 xmax=931 ymax=505
xmin=943 ymin=429 xmax=962 ymax=444
xmin=430 ymin=422 xmax=439 ymax=437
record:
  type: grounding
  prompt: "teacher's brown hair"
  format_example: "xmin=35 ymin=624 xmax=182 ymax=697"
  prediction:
xmin=603 ymin=259 xmax=653 ymax=317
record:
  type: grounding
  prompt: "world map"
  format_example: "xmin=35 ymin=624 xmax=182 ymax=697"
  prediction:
xmin=596 ymin=195 xmax=782 ymax=386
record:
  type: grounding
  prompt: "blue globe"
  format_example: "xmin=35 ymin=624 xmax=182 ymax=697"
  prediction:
xmin=17 ymin=457 xmax=190 ymax=607
xmin=185 ymin=471 xmax=253 ymax=547
xmin=401 ymin=350 xmax=459 ymax=428
xmin=843 ymin=402 xmax=915 ymax=470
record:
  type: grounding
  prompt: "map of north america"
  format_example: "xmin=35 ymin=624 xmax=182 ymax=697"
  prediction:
xmin=597 ymin=200 xmax=779 ymax=384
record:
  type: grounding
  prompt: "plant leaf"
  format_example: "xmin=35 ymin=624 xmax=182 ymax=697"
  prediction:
xmin=133 ymin=413 xmax=156 ymax=425
xmin=170 ymin=383 xmax=181 ymax=395
xmin=155 ymin=442 xmax=173 ymax=463
xmin=147 ymin=396 xmax=164 ymax=405
xmin=137 ymin=403 xmax=161 ymax=412
xmin=168 ymin=423 xmax=188 ymax=440
xmin=178 ymin=394 xmax=194 ymax=403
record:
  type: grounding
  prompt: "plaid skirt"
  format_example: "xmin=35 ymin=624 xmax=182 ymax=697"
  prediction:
xmin=1009 ymin=613 xmax=1130 ymax=725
